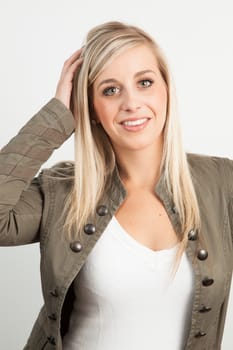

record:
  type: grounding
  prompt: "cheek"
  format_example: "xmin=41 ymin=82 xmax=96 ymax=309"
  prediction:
xmin=94 ymin=104 xmax=111 ymax=128
xmin=155 ymin=88 xmax=167 ymax=116
xmin=93 ymin=98 xmax=106 ymax=120
xmin=94 ymin=98 xmax=117 ymax=124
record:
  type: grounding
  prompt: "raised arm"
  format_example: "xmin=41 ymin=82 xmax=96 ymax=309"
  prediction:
xmin=0 ymin=48 xmax=83 ymax=246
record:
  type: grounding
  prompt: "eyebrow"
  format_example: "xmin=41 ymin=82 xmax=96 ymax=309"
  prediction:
xmin=97 ymin=69 xmax=157 ymax=89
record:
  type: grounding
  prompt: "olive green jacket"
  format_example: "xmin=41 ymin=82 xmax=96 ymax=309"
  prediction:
xmin=0 ymin=98 xmax=232 ymax=350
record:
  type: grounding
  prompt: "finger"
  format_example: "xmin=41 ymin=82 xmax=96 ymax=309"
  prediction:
xmin=61 ymin=56 xmax=84 ymax=79
xmin=71 ymin=55 xmax=84 ymax=68
xmin=64 ymin=47 xmax=84 ymax=66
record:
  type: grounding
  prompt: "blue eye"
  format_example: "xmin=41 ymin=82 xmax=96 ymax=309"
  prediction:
xmin=103 ymin=86 xmax=120 ymax=96
xmin=139 ymin=79 xmax=154 ymax=87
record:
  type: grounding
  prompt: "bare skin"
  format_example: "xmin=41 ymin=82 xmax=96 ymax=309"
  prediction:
xmin=55 ymin=46 xmax=179 ymax=252
xmin=55 ymin=47 xmax=84 ymax=109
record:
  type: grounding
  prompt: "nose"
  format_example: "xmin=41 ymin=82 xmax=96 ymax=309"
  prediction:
xmin=120 ymin=90 xmax=142 ymax=112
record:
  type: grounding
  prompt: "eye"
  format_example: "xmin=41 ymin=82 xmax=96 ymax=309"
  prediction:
xmin=139 ymin=79 xmax=154 ymax=88
xmin=103 ymin=86 xmax=120 ymax=96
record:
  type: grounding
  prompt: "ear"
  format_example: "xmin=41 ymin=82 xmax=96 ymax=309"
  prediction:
xmin=91 ymin=119 xmax=97 ymax=126
xmin=90 ymin=109 xmax=100 ymax=124
xmin=89 ymin=102 xmax=100 ymax=124
xmin=88 ymin=87 xmax=100 ymax=124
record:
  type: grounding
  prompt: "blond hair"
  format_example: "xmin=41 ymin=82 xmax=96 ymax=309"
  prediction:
xmin=63 ymin=21 xmax=201 ymax=256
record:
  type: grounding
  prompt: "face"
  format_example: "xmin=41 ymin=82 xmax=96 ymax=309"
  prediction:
xmin=92 ymin=44 xmax=168 ymax=154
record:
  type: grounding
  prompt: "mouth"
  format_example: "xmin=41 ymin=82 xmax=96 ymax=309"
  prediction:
xmin=120 ymin=117 xmax=151 ymax=131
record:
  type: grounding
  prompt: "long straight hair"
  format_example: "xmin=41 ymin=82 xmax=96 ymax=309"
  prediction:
xmin=63 ymin=21 xmax=201 ymax=255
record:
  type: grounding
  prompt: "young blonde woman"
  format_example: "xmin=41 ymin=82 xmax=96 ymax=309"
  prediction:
xmin=0 ymin=21 xmax=232 ymax=350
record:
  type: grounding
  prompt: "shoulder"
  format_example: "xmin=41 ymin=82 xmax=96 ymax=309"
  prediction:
xmin=41 ymin=161 xmax=74 ymax=176
xmin=37 ymin=161 xmax=75 ymax=190
xmin=187 ymin=153 xmax=233 ymax=197
xmin=187 ymin=152 xmax=232 ymax=171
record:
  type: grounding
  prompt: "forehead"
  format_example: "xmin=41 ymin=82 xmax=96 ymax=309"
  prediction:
xmin=94 ymin=44 xmax=160 ymax=82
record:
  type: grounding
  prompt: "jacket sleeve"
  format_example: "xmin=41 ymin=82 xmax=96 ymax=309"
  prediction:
xmin=0 ymin=98 xmax=75 ymax=246
xmin=223 ymin=158 xmax=233 ymax=244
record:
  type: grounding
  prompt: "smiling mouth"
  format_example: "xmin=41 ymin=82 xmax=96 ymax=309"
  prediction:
xmin=120 ymin=117 xmax=151 ymax=132
xmin=121 ymin=118 xmax=149 ymax=126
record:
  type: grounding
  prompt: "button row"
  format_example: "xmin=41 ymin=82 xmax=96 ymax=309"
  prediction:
xmin=188 ymin=228 xmax=213 ymax=341
xmin=68 ymin=215 xmax=213 ymax=343
xmin=46 ymin=205 xmax=109 ymax=346
xmin=69 ymin=205 xmax=108 ymax=253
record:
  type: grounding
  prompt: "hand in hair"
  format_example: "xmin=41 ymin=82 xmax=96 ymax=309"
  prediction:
xmin=55 ymin=47 xmax=84 ymax=110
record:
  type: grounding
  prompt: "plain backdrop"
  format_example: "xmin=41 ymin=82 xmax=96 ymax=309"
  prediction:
xmin=0 ymin=0 xmax=232 ymax=348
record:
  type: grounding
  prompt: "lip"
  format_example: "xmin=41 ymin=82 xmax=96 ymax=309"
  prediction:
xmin=119 ymin=117 xmax=151 ymax=124
xmin=120 ymin=117 xmax=151 ymax=132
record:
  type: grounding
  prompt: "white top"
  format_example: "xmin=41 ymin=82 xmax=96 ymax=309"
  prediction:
xmin=63 ymin=216 xmax=194 ymax=350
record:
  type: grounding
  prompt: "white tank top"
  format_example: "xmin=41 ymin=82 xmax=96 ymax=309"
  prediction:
xmin=63 ymin=216 xmax=194 ymax=350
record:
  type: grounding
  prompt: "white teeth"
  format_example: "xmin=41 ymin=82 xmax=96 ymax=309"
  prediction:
xmin=122 ymin=118 xmax=148 ymax=126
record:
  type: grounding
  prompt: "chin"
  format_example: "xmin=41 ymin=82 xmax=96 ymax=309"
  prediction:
xmin=124 ymin=141 xmax=159 ymax=152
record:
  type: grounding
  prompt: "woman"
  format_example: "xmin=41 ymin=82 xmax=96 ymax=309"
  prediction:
xmin=0 ymin=21 xmax=232 ymax=350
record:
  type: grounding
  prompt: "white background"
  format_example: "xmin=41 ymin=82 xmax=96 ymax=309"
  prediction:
xmin=0 ymin=0 xmax=232 ymax=348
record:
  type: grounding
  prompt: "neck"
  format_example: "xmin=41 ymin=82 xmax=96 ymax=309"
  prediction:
xmin=114 ymin=141 xmax=163 ymax=191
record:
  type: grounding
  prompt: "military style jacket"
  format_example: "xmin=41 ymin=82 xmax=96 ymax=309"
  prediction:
xmin=0 ymin=98 xmax=232 ymax=349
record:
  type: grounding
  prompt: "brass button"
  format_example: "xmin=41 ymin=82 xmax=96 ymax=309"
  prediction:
xmin=202 ymin=277 xmax=214 ymax=287
xmin=199 ymin=306 xmax=212 ymax=313
xmin=197 ymin=249 xmax=208 ymax=260
xmin=195 ymin=331 xmax=207 ymax=338
xmin=188 ymin=229 xmax=198 ymax=241
xmin=84 ymin=224 xmax=96 ymax=235
xmin=96 ymin=205 xmax=109 ymax=216
xmin=70 ymin=241 xmax=82 ymax=252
